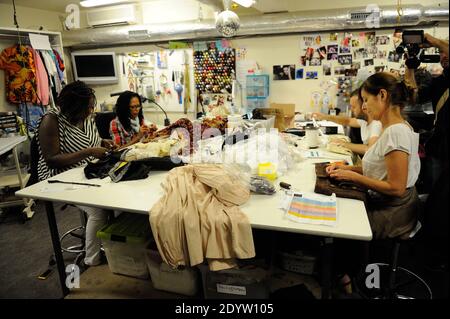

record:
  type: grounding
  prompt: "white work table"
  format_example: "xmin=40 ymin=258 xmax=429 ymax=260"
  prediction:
xmin=16 ymin=159 xmax=372 ymax=241
xmin=0 ymin=135 xmax=27 ymax=156
xmin=1 ymin=135 xmax=34 ymax=218
xmin=16 ymin=141 xmax=372 ymax=299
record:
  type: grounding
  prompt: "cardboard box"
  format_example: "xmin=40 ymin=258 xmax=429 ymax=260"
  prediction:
xmin=270 ymin=103 xmax=296 ymax=130
xmin=198 ymin=264 xmax=270 ymax=299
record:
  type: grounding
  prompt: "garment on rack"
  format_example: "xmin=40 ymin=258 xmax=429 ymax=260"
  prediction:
xmin=0 ymin=45 xmax=38 ymax=104
xmin=150 ymin=164 xmax=255 ymax=271
xmin=39 ymin=50 xmax=62 ymax=95
xmin=52 ymin=49 xmax=65 ymax=83
xmin=30 ymin=48 xmax=49 ymax=106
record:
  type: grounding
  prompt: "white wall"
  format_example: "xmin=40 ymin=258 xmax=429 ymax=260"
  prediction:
xmin=0 ymin=3 xmax=63 ymax=31
xmin=65 ymin=44 xmax=198 ymax=125
xmin=232 ymin=24 xmax=449 ymax=113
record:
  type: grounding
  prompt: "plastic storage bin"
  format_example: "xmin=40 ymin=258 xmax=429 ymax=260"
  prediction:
xmin=247 ymin=86 xmax=270 ymax=98
xmin=97 ymin=213 xmax=152 ymax=279
xmin=278 ymin=250 xmax=317 ymax=275
xmin=145 ymin=248 xmax=199 ymax=296
xmin=246 ymin=74 xmax=269 ymax=88
xmin=199 ymin=264 xmax=270 ymax=299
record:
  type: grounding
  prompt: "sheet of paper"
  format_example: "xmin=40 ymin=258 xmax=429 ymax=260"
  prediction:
xmin=29 ymin=33 xmax=52 ymax=50
xmin=285 ymin=192 xmax=337 ymax=226
xmin=236 ymin=60 xmax=257 ymax=89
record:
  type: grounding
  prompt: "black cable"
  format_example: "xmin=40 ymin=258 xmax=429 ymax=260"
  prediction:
xmin=141 ymin=97 xmax=171 ymax=126
xmin=12 ymin=0 xmax=20 ymax=29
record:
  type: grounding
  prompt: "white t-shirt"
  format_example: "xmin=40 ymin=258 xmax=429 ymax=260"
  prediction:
xmin=356 ymin=119 xmax=382 ymax=145
xmin=362 ymin=123 xmax=420 ymax=188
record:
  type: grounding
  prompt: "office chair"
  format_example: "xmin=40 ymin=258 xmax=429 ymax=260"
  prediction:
xmin=355 ymin=196 xmax=432 ymax=299
xmin=94 ymin=111 xmax=116 ymax=140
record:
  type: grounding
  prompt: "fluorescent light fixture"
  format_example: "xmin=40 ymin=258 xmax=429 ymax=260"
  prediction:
xmin=80 ymin=0 xmax=129 ymax=8
xmin=233 ymin=0 xmax=255 ymax=8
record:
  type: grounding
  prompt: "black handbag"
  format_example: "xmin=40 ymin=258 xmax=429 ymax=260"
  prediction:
xmin=108 ymin=160 xmax=152 ymax=182
xmin=84 ymin=150 xmax=124 ymax=179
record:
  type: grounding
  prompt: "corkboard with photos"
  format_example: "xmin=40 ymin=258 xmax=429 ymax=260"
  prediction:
xmin=297 ymin=30 xmax=412 ymax=80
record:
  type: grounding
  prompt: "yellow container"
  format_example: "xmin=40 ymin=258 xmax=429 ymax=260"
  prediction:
xmin=257 ymin=162 xmax=277 ymax=181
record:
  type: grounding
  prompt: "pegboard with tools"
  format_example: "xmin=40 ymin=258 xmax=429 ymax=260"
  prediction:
xmin=194 ymin=45 xmax=235 ymax=94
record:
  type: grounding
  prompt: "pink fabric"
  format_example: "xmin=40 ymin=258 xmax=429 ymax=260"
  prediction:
xmin=31 ymin=48 xmax=49 ymax=106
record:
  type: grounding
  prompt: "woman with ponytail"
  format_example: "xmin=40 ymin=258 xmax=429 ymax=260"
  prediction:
xmin=327 ymin=72 xmax=420 ymax=239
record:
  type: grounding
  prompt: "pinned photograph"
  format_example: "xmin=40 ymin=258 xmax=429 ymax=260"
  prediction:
xmin=310 ymin=58 xmax=322 ymax=66
xmin=393 ymin=29 xmax=402 ymax=47
xmin=305 ymin=47 xmax=315 ymax=60
xmin=339 ymin=46 xmax=351 ymax=54
xmin=300 ymin=55 xmax=307 ymax=66
xmin=364 ymin=59 xmax=374 ymax=66
xmin=334 ymin=66 xmax=346 ymax=75
xmin=351 ymin=62 xmax=361 ymax=70
xmin=327 ymin=45 xmax=338 ymax=54
xmin=338 ymin=54 xmax=352 ymax=65
xmin=388 ymin=51 xmax=401 ymax=62
xmin=323 ymin=64 xmax=331 ymax=76
xmin=329 ymin=33 xmax=338 ymax=42
xmin=303 ymin=36 xmax=315 ymax=47
xmin=327 ymin=53 xmax=338 ymax=60
xmin=365 ymin=32 xmax=376 ymax=46
xmin=376 ymin=50 xmax=387 ymax=59
xmin=367 ymin=46 xmax=378 ymax=55
xmin=273 ymin=65 xmax=296 ymax=80
xmin=341 ymin=32 xmax=352 ymax=47
xmin=296 ymin=68 xmax=304 ymax=79
xmin=317 ymin=46 xmax=327 ymax=60
xmin=315 ymin=35 xmax=322 ymax=46
xmin=351 ymin=39 xmax=360 ymax=47
xmin=306 ymin=71 xmax=318 ymax=80
xmin=375 ymin=65 xmax=385 ymax=73
xmin=345 ymin=69 xmax=358 ymax=77
xmin=376 ymin=35 xmax=390 ymax=45
xmin=359 ymin=32 xmax=366 ymax=40
xmin=354 ymin=48 xmax=368 ymax=60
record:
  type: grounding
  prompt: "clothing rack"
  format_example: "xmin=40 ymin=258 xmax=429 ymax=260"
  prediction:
xmin=0 ymin=27 xmax=67 ymax=134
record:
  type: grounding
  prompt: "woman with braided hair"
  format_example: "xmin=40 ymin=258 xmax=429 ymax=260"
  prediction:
xmin=36 ymin=80 xmax=116 ymax=266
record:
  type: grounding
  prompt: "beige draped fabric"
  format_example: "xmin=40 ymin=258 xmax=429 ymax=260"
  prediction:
xmin=149 ymin=164 xmax=255 ymax=271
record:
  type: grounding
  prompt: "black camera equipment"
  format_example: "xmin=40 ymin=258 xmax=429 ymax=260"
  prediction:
xmin=396 ymin=30 xmax=440 ymax=69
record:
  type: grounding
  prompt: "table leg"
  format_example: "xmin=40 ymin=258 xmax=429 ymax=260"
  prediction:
xmin=12 ymin=146 xmax=34 ymax=219
xmin=45 ymin=201 xmax=69 ymax=297
xmin=321 ymin=237 xmax=333 ymax=299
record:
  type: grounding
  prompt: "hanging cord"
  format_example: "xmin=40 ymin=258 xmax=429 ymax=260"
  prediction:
xmin=396 ymin=0 xmax=404 ymax=26
xmin=13 ymin=0 xmax=20 ymax=29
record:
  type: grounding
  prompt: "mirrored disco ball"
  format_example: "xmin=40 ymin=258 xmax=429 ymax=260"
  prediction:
xmin=216 ymin=10 xmax=240 ymax=38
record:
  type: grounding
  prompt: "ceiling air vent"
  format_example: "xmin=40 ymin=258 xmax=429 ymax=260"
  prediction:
xmin=350 ymin=12 xmax=372 ymax=21
xmin=128 ymin=30 xmax=150 ymax=40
